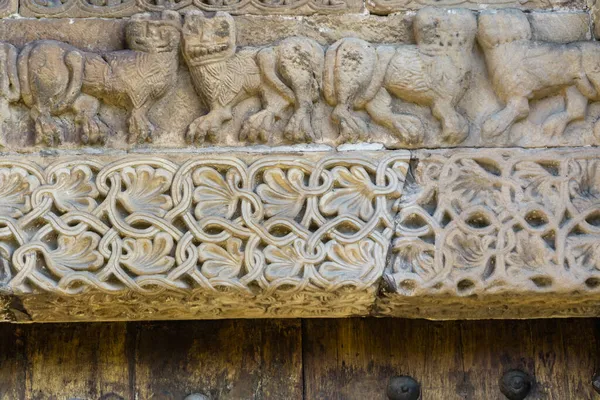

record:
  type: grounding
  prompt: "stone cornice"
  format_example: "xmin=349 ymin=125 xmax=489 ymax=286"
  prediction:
xmin=1 ymin=148 xmax=600 ymax=321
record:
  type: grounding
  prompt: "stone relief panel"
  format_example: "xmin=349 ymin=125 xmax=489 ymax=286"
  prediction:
xmin=20 ymin=0 xmax=359 ymax=17
xmin=0 ymin=151 xmax=409 ymax=321
xmin=0 ymin=0 xmax=16 ymax=17
xmin=0 ymin=9 xmax=599 ymax=150
xmin=380 ymin=148 xmax=600 ymax=319
xmin=367 ymin=0 xmax=583 ymax=15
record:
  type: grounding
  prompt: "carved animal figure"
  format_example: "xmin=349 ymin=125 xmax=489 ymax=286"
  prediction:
xmin=0 ymin=43 xmax=20 ymax=135
xmin=478 ymin=9 xmax=600 ymax=138
xmin=181 ymin=11 xmax=324 ymax=144
xmin=17 ymin=11 xmax=181 ymax=146
xmin=323 ymin=7 xmax=476 ymax=145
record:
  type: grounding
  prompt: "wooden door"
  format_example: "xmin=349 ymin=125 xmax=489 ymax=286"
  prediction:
xmin=0 ymin=318 xmax=598 ymax=399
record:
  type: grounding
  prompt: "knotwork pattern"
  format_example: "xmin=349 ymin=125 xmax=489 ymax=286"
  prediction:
xmin=387 ymin=149 xmax=600 ymax=298
xmin=0 ymin=151 xmax=408 ymax=320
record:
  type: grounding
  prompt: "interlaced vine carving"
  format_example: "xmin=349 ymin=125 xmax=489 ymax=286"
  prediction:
xmin=386 ymin=149 xmax=600 ymax=298
xmin=0 ymin=151 xmax=408 ymax=320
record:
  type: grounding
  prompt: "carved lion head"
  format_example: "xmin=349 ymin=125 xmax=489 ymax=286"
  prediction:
xmin=477 ymin=9 xmax=532 ymax=50
xmin=126 ymin=11 xmax=182 ymax=54
xmin=414 ymin=8 xmax=477 ymax=52
xmin=181 ymin=11 xmax=237 ymax=67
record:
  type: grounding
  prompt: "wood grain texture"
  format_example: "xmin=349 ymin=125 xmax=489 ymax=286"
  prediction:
xmin=0 ymin=318 xmax=598 ymax=399
xmin=134 ymin=320 xmax=303 ymax=400
xmin=302 ymin=319 xmax=600 ymax=400
xmin=23 ymin=323 xmax=132 ymax=400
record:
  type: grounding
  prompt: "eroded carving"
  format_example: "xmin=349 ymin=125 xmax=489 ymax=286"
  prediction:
xmin=182 ymin=11 xmax=324 ymax=144
xmin=381 ymin=149 xmax=600 ymax=318
xmin=22 ymin=0 xmax=356 ymax=17
xmin=1 ymin=151 xmax=408 ymax=321
xmin=478 ymin=9 xmax=600 ymax=140
xmin=1 ymin=9 xmax=600 ymax=150
xmin=21 ymin=0 xmax=138 ymax=17
xmin=16 ymin=11 xmax=181 ymax=146
xmin=366 ymin=0 xmax=579 ymax=15
xmin=324 ymin=8 xmax=476 ymax=145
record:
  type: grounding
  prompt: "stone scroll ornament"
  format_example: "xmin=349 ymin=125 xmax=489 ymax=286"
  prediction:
xmin=0 ymin=152 xmax=409 ymax=321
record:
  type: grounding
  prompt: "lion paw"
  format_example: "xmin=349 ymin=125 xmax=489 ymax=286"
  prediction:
xmin=482 ymin=112 xmax=512 ymax=139
xmin=332 ymin=106 xmax=368 ymax=142
xmin=542 ymin=112 xmax=569 ymax=137
xmin=283 ymin=110 xmax=315 ymax=143
xmin=79 ymin=115 xmax=109 ymax=146
xmin=442 ymin=115 xmax=469 ymax=144
xmin=391 ymin=115 xmax=424 ymax=145
xmin=240 ymin=110 xmax=275 ymax=143
xmin=128 ymin=114 xmax=155 ymax=145
xmin=34 ymin=114 xmax=65 ymax=147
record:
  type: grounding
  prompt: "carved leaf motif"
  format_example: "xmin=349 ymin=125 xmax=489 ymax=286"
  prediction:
xmin=567 ymin=236 xmax=600 ymax=271
xmin=0 ymin=243 xmax=11 ymax=285
xmin=121 ymin=233 xmax=175 ymax=275
xmin=193 ymin=169 xmax=239 ymax=220
xmin=513 ymin=162 xmax=561 ymax=211
xmin=0 ymin=167 xmax=40 ymax=218
xmin=506 ymin=231 xmax=553 ymax=271
xmin=393 ymin=241 xmax=436 ymax=280
xmin=449 ymin=159 xmax=503 ymax=211
xmin=447 ymin=230 xmax=494 ymax=269
xmin=42 ymin=166 xmax=99 ymax=213
xmin=117 ymin=166 xmax=173 ymax=217
xmin=264 ymin=240 xmax=304 ymax=281
xmin=569 ymin=160 xmax=600 ymax=212
xmin=256 ymin=168 xmax=305 ymax=219
xmin=319 ymin=166 xmax=376 ymax=220
xmin=44 ymin=232 xmax=104 ymax=273
xmin=199 ymin=237 xmax=243 ymax=279
xmin=320 ymin=240 xmax=375 ymax=281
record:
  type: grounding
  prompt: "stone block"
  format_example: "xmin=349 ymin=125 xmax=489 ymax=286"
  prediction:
xmin=380 ymin=148 xmax=600 ymax=319
xmin=0 ymin=150 xmax=409 ymax=322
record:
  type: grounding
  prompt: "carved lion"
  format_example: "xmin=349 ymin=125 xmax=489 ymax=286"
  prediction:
xmin=17 ymin=11 xmax=181 ymax=146
xmin=181 ymin=11 xmax=324 ymax=144
xmin=478 ymin=9 xmax=600 ymax=138
xmin=323 ymin=7 xmax=477 ymax=145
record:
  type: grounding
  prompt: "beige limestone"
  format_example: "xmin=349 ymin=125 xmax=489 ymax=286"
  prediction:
xmin=0 ymin=150 xmax=409 ymax=322
xmin=0 ymin=6 xmax=599 ymax=321
xmin=381 ymin=148 xmax=600 ymax=319
xmin=0 ymin=9 xmax=597 ymax=152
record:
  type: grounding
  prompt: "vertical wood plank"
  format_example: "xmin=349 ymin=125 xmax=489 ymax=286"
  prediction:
xmin=134 ymin=319 xmax=303 ymax=400
xmin=0 ymin=324 xmax=24 ymax=400
xmin=529 ymin=319 xmax=598 ymax=400
xmin=460 ymin=319 xmax=536 ymax=399
xmin=302 ymin=318 xmax=465 ymax=400
xmin=23 ymin=322 xmax=131 ymax=400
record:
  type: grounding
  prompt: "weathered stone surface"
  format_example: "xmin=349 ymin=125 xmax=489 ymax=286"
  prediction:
xmin=19 ymin=0 xmax=361 ymax=18
xmin=381 ymin=148 xmax=600 ymax=319
xmin=367 ymin=0 xmax=584 ymax=15
xmin=0 ymin=9 xmax=598 ymax=153
xmin=528 ymin=11 xmax=591 ymax=42
xmin=0 ymin=150 xmax=408 ymax=321
xmin=0 ymin=6 xmax=600 ymax=322
xmin=0 ymin=0 xmax=16 ymax=17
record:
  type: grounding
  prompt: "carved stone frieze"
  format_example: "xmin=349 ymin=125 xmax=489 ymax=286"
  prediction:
xmin=380 ymin=148 xmax=600 ymax=318
xmin=20 ymin=0 xmax=359 ymax=17
xmin=0 ymin=9 xmax=599 ymax=151
xmin=0 ymin=150 xmax=409 ymax=321
xmin=367 ymin=0 xmax=583 ymax=15
xmin=0 ymin=0 xmax=16 ymax=17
